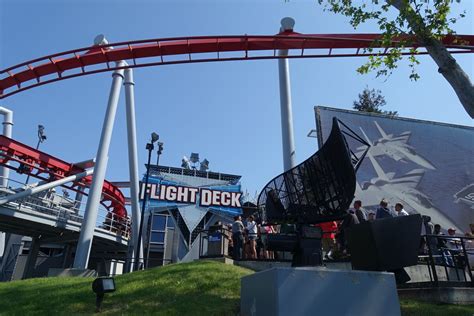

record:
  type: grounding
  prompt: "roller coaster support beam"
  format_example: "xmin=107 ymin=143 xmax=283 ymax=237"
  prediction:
xmin=0 ymin=107 xmax=13 ymax=187
xmin=73 ymin=61 xmax=125 ymax=269
xmin=278 ymin=18 xmax=296 ymax=171
xmin=0 ymin=169 xmax=93 ymax=206
xmin=123 ymin=66 xmax=142 ymax=271
xmin=0 ymin=107 xmax=12 ymax=260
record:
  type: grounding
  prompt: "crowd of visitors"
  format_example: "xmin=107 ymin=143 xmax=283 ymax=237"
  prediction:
xmin=229 ymin=198 xmax=472 ymax=265
xmin=230 ymin=215 xmax=279 ymax=261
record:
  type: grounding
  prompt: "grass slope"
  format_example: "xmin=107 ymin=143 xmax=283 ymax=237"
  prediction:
xmin=0 ymin=260 xmax=473 ymax=315
xmin=0 ymin=260 xmax=252 ymax=315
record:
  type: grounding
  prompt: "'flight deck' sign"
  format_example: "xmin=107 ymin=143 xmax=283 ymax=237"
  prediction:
xmin=140 ymin=182 xmax=242 ymax=208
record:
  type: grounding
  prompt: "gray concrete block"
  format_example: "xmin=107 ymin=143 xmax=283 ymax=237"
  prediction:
xmin=241 ymin=267 xmax=400 ymax=316
xmin=48 ymin=268 xmax=97 ymax=277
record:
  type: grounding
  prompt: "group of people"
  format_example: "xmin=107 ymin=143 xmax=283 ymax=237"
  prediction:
xmin=231 ymin=215 xmax=276 ymax=261
xmin=322 ymin=199 xmax=410 ymax=259
xmin=420 ymin=217 xmax=473 ymax=267
xmin=229 ymin=199 xmax=473 ymax=266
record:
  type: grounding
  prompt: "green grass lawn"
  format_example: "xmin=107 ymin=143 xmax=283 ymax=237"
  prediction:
xmin=0 ymin=260 xmax=472 ymax=315
xmin=400 ymin=299 xmax=474 ymax=316
xmin=0 ymin=260 xmax=252 ymax=315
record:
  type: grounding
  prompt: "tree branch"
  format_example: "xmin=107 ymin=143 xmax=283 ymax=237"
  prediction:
xmin=388 ymin=0 xmax=474 ymax=118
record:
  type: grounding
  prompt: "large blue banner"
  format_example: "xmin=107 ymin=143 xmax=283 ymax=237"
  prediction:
xmin=316 ymin=106 xmax=474 ymax=233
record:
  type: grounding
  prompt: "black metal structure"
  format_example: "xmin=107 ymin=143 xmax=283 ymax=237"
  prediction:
xmin=256 ymin=118 xmax=369 ymax=267
xmin=257 ymin=117 xmax=369 ymax=225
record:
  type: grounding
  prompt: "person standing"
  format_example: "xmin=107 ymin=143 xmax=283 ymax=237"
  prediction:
xmin=338 ymin=212 xmax=360 ymax=254
xmin=232 ymin=215 xmax=244 ymax=260
xmin=246 ymin=215 xmax=258 ymax=260
xmin=353 ymin=200 xmax=366 ymax=222
xmin=395 ymin=203 xmax=409 ymax=216
xmin=375 ymin=199 xmax=392 ymax=219
xmin=319 ymin=221 xmax=338 ymax=260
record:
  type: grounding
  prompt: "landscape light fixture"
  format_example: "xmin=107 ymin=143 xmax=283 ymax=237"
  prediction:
xmin=134 ymin=132 xmax=159 ymax=271
xmin=92 ymin=277 xmax=116 ymax=312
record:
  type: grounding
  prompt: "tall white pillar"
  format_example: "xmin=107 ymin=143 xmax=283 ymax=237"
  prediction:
xmin=278 ymin=17 xmax=296 ymax=171
xmin=0 ymin=107 xmax=13 ymax=187
xmin=73 ymin=61 xmax=125 ymax=269
xmin=123 ymin=68 xmax=143 ymax=271
xmin=0 ymin=107 xmax=13 ymax=261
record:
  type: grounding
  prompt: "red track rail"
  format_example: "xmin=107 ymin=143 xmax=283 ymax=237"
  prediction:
xmin=0 ymin=135 xmax=126 ymax=218
xmin=1 ymin=32 xmax=473 ymax=98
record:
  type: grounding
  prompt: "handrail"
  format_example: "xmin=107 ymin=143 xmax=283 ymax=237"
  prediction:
xmin=0 ymin=135 xmax=126 ymax=218
xmin=0 ymin=176 xmax=130 ymax=239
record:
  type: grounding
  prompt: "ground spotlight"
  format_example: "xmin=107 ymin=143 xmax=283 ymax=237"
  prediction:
xmin=92 ymin=277 xmax=116 ymax=312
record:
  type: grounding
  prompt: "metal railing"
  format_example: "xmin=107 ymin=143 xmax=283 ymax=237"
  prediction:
xmin=0 ymin=176 xmax=130 ymax=239
xmin=418 ymin=234 xmax=474 ymax=287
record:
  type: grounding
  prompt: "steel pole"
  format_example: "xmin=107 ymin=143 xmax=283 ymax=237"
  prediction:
xmin=134 ymin=148 xmax=153 ymax=270
xmin=73 ymin=61 xmax=125 ymax=269
xmin=278 ymin=18 xmax=296 ymax=171
xmin=0 ymin=107 xmax=13 ymax=260
xmin=123 ymin=68 xmax=142 ymax=271
xmin=0 ymin=107 xmax=13 ymax=188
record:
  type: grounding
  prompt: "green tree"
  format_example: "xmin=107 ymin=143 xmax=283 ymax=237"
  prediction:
xmin=353 ymin=87 xmax=398 ymax=116
xmin=317 ymin=0 xmax=474 ymax=118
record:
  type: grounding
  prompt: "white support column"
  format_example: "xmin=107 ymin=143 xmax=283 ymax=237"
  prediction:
xmin=0 ymin=107 xmax=13 ymax=187
xmin=123 ymin=67 xmax=143 ymax=271
xmin=278 ymin=17 xmax=296 ymax=171
xmin=73 ymin=61 xmax=125 ymax=269
xmin=0 ymin=107 xmax=13 ymax=261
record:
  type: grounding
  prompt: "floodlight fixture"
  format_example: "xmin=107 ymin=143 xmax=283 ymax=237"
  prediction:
xmin=200 ymin=158 xmax=209 ymax=172
xmin=181 ymin=156 xmax=191 ymax=169
xmin=280 ymin=17 xmax=295 ymax=32
xmin=156 ymin=142 xmax=164 ymax=166
xmin=151 ymin=132 xmax=159 ymax=143
xmin=146 ymin=132 xmax=159 ymax=151
xmin=92 ymin=277 xmax=116 ymax=312
xmin=93 ymin=34 xmax=109 ymax=46
xmin=37 ymin=124 xmax=47 ymax=144
xmin=190 ymin=153 xmax=200 ymax=164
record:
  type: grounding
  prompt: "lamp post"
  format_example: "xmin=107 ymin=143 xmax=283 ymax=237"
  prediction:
xmin=134 ymin=132 xmax=159 ymax=271
xmin=156 ymin=142 xmax=164 ymax=166
xmin=25 ymin=125 xmax=47 ymax=185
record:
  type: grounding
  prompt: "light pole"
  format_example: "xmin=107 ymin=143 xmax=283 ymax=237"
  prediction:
xmin=156 ymin=142 xmax=164 ymax=166
xmin=25 ymin=125 xmax=47 ymax=185
xmin=134 ymin=132 xmax=159 ymax=271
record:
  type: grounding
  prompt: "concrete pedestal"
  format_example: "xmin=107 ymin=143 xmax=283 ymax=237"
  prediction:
xmin=241 ymin=267 xmax=400 ymax=316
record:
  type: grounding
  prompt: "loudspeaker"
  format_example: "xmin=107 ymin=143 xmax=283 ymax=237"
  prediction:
xmin=349 ymin=214 xmax=422 ymax=271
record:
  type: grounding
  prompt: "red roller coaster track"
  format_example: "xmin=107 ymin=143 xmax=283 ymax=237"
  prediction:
xmin=0 ymin=135 xmax=126 ymax=218
xmin=0 ymin=32 xmax=473 ymax=99
xmin=0 ymin=31 xmax=472 ymax=220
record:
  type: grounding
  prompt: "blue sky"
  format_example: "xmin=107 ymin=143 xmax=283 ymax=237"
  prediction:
xmin=0 ymin=0 xmax=473 ymax=197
